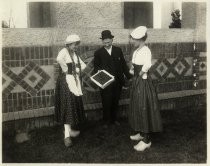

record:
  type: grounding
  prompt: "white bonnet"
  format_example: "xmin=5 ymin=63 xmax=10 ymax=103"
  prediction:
xmin=65 ymin=34 xmax=80 ymax=44
xmin=130 ymin=26 xmax=147 ymax=39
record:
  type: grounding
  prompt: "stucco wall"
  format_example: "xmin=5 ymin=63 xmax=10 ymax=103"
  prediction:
xmin=3 ymin=28 xmax=205 ymax=47
xmin=50 ymin=2 xmax=124 ymax=28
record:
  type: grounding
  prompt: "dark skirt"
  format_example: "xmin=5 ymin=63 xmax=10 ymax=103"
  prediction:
xmin=54 ymin=73 xmax=85 ymax=126
xmin=128 ymin=75 xmax=163 ymax=133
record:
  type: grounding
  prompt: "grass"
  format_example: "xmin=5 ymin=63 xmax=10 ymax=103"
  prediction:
xmin=2 ymin=106 xmax=207 ymax=163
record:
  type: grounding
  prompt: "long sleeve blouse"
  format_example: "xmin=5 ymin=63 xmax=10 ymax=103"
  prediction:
xmin=132 ymin=46 xmax=152 ymax=79
xmin=57 ymin=48 xmax=86 ymax=96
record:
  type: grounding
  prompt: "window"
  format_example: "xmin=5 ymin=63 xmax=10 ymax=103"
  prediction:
xmin=28 ymin=2 xmax=51 ymax=28
xmin=124 ymin=2 xmax=153 ymax=29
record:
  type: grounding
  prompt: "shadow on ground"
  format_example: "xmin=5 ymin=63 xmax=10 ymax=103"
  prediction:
xmin=2 ymin=106 xmax=207 ymax=163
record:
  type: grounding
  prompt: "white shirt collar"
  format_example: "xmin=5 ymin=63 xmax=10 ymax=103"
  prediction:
xmin=104 ymin=46 xmax=112 ymax=55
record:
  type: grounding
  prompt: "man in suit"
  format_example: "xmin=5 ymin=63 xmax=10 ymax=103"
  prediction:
xmin=94 ymin=30 xmax=132 ymax=127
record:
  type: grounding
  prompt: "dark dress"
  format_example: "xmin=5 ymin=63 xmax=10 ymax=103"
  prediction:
xmin=54 ymin=65 xmax=85 ymax=126
xmin=128 ymin=64 xmax=162 ymax=133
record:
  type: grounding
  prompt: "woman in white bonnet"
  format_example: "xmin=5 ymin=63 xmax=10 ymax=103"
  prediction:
xmin=55 ymin=34 xmax=86 ymax=147
xmin=128 ymin=26 xmax=163 ymax=151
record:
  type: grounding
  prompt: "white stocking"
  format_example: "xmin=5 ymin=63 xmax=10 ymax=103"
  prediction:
xmin=64 ymin=124 xmax=71 ymax=138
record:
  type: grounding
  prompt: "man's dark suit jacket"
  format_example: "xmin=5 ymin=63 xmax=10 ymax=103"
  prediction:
xmin=94 ymin=45 xmax=132 ymax=86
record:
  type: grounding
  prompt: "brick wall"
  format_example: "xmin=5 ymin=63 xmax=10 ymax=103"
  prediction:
xmin=2 ymin=42 xmax=206 ymax=121
xmin=2 ymin=46 xmax=54 ymax=113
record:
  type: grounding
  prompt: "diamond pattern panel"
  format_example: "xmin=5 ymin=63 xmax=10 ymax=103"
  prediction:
xmin=199 ymin=62 xmax=206 ymax=71
xmin=24 ymin=71 xmax=42 ymax=88
xmin=149 ymin=56 xmax=192 ymax=81
xmin=78 ymin=55 xmax=193 ymax=92
xmin=2 ymin=61 xmax=50 ymax=97
xmin=2 ymin=73 xmax=13 ymax=90
xmin=156 ymin=62 xmax=168 ymax=76
xmin=85 ymin=57 xmax=191 ymax=91
xmin=175 ymin=61 xmax=185 ymax=75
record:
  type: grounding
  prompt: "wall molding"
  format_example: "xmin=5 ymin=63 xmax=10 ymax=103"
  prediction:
xmin=3 ymin=28 xmax=205 ymax=47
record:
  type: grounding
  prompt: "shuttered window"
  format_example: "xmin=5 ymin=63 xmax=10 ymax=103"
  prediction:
xmin=28 ymin=2 xmax=51 ymax=28
xmin=124 ymin=2 xmax=153 ymax=29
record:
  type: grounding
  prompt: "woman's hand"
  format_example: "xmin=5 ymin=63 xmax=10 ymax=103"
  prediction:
xmin=76 ymin=68 xmax=80 ymax=74
xmin=129 ymin=69 xmax=134 ymax=75
xmin=129 ymin=65 xmax=134 ymax=75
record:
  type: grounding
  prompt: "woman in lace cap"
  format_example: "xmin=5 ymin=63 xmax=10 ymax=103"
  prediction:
xmin=128 ymin=26 xmax=163 ymax=151
xmin=55 ymin=34 xmax=86 ymax=147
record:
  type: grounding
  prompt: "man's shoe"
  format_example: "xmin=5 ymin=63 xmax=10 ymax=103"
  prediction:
xmin=64 ymin=137 xmax=73 ymax=147
xmin=130 ymin=133 xmax=144 ymax=141
xmin=134 ymin=141 xmax=151 ymax=151
xmin=70 ymin=130 xmax=80 ymax=137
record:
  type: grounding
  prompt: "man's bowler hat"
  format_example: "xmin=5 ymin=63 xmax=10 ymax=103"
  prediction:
xmin=100 ymin=30 xmax=114 ymax=40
